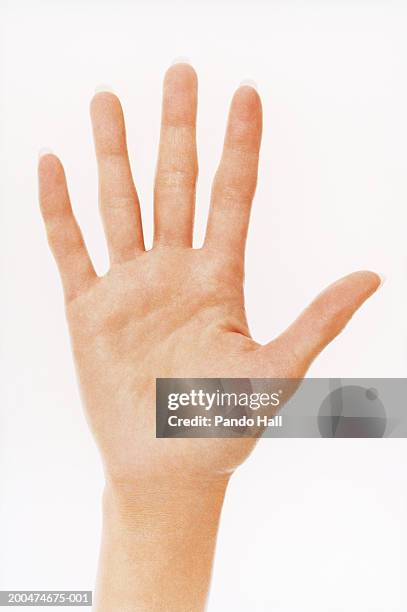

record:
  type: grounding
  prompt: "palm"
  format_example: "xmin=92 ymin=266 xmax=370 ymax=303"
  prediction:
xmin=66 ymin=246 xmax=260 ymax=480
xmin=39 ymin=63 xmax=380 ymax=485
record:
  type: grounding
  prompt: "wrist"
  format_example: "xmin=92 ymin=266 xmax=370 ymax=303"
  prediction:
xmin=96 ymin=476 xmax=230 ymax=611
xmin=102 ymin=474 xmax=230 ymax=529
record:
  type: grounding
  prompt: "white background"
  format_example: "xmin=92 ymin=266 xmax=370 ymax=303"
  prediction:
xmin=1 ymin=0 xmax=407 ymax=610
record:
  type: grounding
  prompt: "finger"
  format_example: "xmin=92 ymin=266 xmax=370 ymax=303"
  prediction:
xmin=204 ymin=84 xmax=262 ymax=259
xmin=154 ymin=63 xmax=198 ymax=247
xmin=38 ymin=153 xmax=97 ymax=302
xmin=261 ymin=271 xmax=382 ymax=374
xmin=90 ymin=91 xmax=144 ymax=263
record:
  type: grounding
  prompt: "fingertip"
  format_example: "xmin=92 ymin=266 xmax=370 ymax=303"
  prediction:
xmin=90 ymin=91 xmax=127 ymax=156
xmin=225 ymin=84 xmax=262 ymax=149
xmin=38 ymin=149 xmax=58 ymax=166
xmin=360 ymin=270 xmax=383 ymax=291
xmin=232 ymin=83 xmax=262 ymax=119
xmin=340 ymin=270 xmax=383 ymax=296
xmin=38 ymin=153 xmax=70 ymax=222
xmin=91 ymin=90 xmax=120 ymax=104
xmin=162 ymin=62 xmax=198 ymax=128
xmin=164 ymin=61 xmax=198 ymax=89
xmin=38 ymin=151 xmax=64 ymax=182
xmin=90 ymin=90 xmax=122 ymax=122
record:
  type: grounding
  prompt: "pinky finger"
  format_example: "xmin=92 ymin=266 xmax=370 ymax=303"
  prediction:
xmin=38 ymin=153 xmax=97 ymax=302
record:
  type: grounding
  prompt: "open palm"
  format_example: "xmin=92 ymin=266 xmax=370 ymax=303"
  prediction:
xmin=38 ymin=63 xmax=380 ymax=488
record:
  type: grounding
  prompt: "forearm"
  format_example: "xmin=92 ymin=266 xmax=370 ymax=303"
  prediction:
xmin=94 ymin=478 xmax=229 ymax=612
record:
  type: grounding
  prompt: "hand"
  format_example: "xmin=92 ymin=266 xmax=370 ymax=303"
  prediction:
xmin=38 ymin=63 xmax=381 ymax=611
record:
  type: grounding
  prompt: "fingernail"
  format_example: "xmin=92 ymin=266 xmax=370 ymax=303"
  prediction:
xmin=377 ymin=273 xmax=386 ymax=288
xmin=171 ymin=56 xmax=191 ymax=66
xmin=94 ymin=84 xmax=115 ymax=94
xmin=38 ymin=147 xmax=53 ymax=159
xmin=239 ymin=78 xmax=259 ymax=91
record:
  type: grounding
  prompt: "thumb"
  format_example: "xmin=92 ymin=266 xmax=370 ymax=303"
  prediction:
xmin=263 ymin=270 xmax=382 ymax=374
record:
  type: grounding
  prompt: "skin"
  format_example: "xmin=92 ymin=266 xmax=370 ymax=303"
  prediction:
xmin=38 ymin=63 xmax=381 ymax=611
